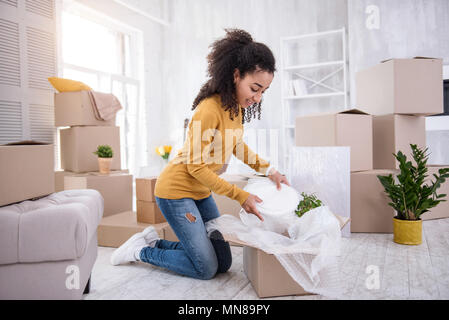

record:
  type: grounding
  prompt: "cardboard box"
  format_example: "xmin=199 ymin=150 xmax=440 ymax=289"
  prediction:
xmin=421 ymin=165 xmax=449 ymax=220
xmin=163 ymin=224 xmax=178 ymax=242
xmin=295 ymin=109 xmax=373 ymax=172
xmin=373 ymin=114 xmax=426 ymax=169
xmin=54 ymin=91 xmax=116 ymax=127
xmin=356 ymin=57 xmax=443 ymax=115
xmin=225 ymin=213 xmax=349 ymax=298
xmin=97 ymin=211 xmax=167 ymax=248
xmin=350 ymin=170 xmax=399 ymax=233
xmin=212 ymin=174 xmax=250 ymax=218
xmin=136 ymin=177 xmax=157 ymax=201
xmin=136 ymin=200 xmax=166 ymax=224
xmin=64 ymin=171 xmax=132 ymax=217
xmin=60 ymin=126 xmax=121 ymax=173
xmin=0 ymin=141 xmax=54 ymax=207
xmin=55 ymin=170 xmax=74 ymax=192
xmin=55 ymin=169 xmax=129 ymax=192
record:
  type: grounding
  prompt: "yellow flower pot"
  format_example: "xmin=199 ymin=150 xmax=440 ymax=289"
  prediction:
xmin=393 ymin=217 xmax=422 ymax=245
xmin=98 ymin=157 xmax=112 ymax=174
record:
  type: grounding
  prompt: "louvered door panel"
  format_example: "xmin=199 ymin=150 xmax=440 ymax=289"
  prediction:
xmin=29 ymin=103 xmax=54 ymax=143
xmin=0 ymin=18 xmax=21 ymax=87
xmin=25 ymin=0 xmax=53 ymax=19
xmin=0 ymin=100 xmax=22 ymax=144
xmin=0 ymin=0 xmax=18 ymax=7
xmin=27 ymin=26 xmax=55 ymax=90
xmin=0 ymin=0 xmax=56 ymax=163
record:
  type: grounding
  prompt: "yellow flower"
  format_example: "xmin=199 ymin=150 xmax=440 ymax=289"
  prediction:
xmin=156 ymin=145 xmax=172 ymax=159
xmin=156 ymin=146 xmax=164 ymax=156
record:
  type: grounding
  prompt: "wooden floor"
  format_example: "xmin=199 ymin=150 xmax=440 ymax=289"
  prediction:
xmin=83 ymin=218 xmax=449 ymax=300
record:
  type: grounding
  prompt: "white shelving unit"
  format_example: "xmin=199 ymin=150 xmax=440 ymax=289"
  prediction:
xmin=280 ymin=27 xmax=348 ymax=171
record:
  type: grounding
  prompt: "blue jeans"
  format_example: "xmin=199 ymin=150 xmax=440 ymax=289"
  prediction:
xmin=139 ymin=195 xmax=232 ymax=280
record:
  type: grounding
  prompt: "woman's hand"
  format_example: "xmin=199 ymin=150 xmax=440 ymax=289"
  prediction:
xmin=268 ymin=170 xmax=291 ymax=190
xmin=242 ymin=194 xmax=264 ymax=221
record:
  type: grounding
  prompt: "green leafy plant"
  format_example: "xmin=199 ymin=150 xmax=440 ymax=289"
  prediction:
xmin=377 ymin=144 xmax=449 ymax=221
xmin=295 ymin=192 xmax=323 ymax=218
xmin=93 ymin=145 xmax=113 ymax=158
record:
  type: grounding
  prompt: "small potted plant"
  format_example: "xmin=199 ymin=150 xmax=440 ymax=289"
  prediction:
xmin=377 ymin=144 xmax=449 ymax=245
xmin=295 ymin=192 xmax=323 ymax=218
xmin=93 ymin=145 xmax=114 ymax=174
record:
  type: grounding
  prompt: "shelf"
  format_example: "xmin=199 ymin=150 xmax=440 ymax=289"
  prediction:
xmin=280 ymin=27 xmax=347 ymax=172
xmin=284 ymin=60 xmax=344 ymax=71
xmin=283 ymin=92 xmax=345 ymax=100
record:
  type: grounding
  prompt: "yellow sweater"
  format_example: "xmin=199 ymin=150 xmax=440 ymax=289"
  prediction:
xmin=154 ymin=94 xmax=270 ymax=205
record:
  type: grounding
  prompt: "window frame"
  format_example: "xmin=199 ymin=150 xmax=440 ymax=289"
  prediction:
xmin=56 ymin=1 xmax=145 ymax=172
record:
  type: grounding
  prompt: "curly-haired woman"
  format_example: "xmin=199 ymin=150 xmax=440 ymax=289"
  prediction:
xmin=111 ymin=28 xmax=290 ymax=280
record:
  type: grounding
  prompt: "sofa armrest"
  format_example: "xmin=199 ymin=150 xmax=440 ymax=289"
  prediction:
xmin=0 ymin=189 xmax=104 ymax=264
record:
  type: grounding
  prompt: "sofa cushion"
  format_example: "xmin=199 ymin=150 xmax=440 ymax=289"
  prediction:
xmin=0 ymin=189 xmax=103 ymax=265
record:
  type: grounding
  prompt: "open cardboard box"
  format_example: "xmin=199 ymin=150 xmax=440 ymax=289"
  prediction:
xmin=54 ymin=91 xmax=116 ymax=127
xmin=222 ymin=213 xmax=350 ymax=298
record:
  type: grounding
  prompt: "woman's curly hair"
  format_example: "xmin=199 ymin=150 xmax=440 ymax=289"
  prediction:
xmin=192 ymin=28 xmax=276 ymax=124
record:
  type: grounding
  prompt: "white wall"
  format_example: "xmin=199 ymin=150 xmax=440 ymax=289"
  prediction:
xmin=348 ymin=0 xmax=449 ymax=106
xmin=158 ymin=0 xmax=348 ymax=172
xmin=74 ymin=0 xmax=449 ymax=170
xmin=348 ymin=0 xmax=449 ymax=165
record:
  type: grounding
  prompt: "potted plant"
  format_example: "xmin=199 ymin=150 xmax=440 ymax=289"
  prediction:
xmin=377 ymin=144 xmax=449 ymax=245
xmin=93 ymin=145 xmax=114 ymax=174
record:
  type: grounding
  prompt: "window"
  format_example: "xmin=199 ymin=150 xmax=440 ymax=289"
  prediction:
xmin=59 ymin=4 xmax=146 ymax=176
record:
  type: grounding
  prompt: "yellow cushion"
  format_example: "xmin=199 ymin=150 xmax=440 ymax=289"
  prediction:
xmin=47 ymin=77 xmax=92 ymax=92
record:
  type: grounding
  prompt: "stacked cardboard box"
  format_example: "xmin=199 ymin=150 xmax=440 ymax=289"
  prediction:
xmin=55 ymin=91 xmax=122 ymax=174
xmin=295 ymin=109 xmax=373 ymax=172
xmin=0 ymin=141 xmax=55 ymax=207
xmin=65 ymin=171 xmax=132 ymax=217
xmin=136 ymin=177 xmax=166 ymax=224
xmin=97 ymin=211 xmax=167 ymax=248
xmin=354 ymin=57 xmax=446 ymax=229
xmin=54 ymin=91 xmax=133 ymax=217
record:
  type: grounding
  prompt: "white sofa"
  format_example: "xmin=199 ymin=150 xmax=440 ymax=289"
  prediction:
xmin=0 ymin=189 xmax=103 ymax=299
